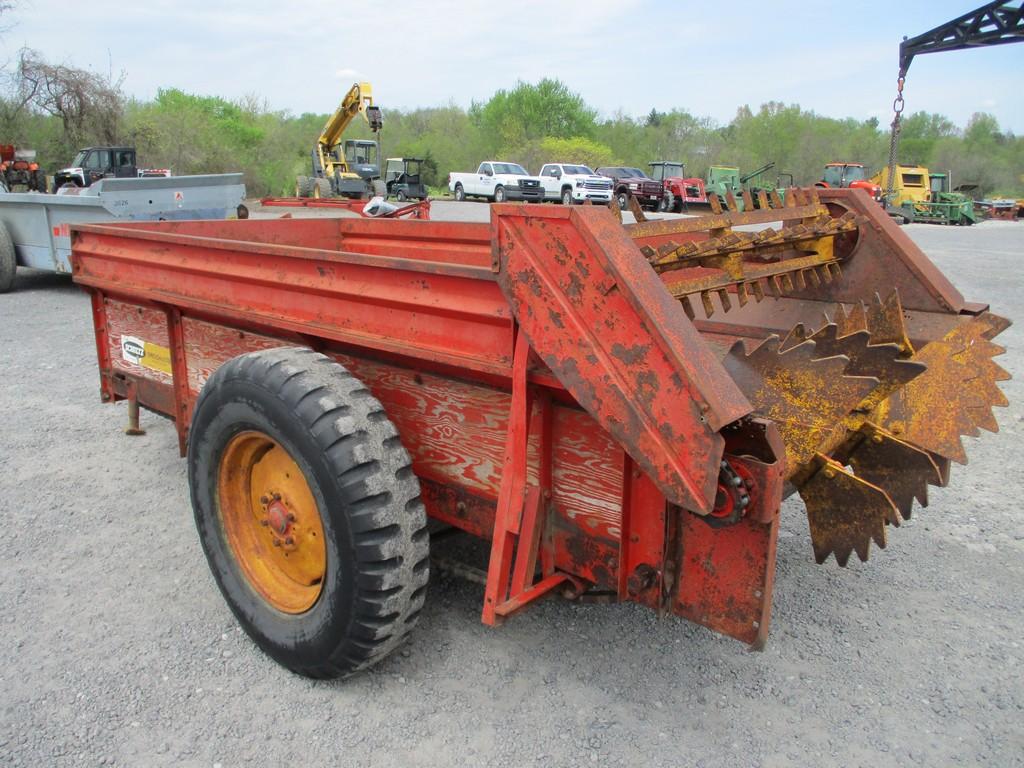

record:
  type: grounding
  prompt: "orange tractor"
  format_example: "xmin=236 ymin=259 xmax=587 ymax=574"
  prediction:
xmin=816 ymin=162 xmax=882 ymax=204
xmin=0 ymin=145 xmax=45 ymax=192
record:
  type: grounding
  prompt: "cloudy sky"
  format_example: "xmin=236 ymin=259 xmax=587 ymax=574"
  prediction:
xmin=2 ymin=0 xmax=1022 ymax=131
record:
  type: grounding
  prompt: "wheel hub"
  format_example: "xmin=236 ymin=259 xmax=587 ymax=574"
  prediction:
xmin=218 ymin=431 xmax=327 ymax=613
xmin=265 ymin=497 xmax=293 ymax=536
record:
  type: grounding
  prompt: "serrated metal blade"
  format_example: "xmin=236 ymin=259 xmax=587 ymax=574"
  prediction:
xmin=832 ymin=301 xmax=868 ymax=338
xmin=803 ymin=324 xmax=926 ymax=407
xmin=723 ymin=336 xmax=878 ymax=471
xmin=865 ymin=290 xmax=914 ymax=354
xmin=976 ymin=311 xmax=1011 ymax=341
xmin=800 ymin=454 xmax=898 ymax=566
xmin=846 ymin=425 xmax=941 ymax=520
xmin=873 ymin=313 xmax=1012 ymax=463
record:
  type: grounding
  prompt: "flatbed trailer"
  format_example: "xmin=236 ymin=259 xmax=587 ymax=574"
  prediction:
xmin=70 ymin=188 xmax=1009 ymax=678
xmin=0 ymin=174 xmax=245 ymax=292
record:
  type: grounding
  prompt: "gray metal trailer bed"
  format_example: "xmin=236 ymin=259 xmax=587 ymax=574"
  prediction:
xmin=0 ymin=173 xmax=245 ymax=292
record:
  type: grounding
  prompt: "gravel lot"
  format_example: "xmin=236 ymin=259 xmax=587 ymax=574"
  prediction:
xmin=1 ymin=207 xmax=1022 ymax=767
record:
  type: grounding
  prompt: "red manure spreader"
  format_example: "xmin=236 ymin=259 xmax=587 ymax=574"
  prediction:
xmin=70 ymin=188 xmax=1009 ymax=677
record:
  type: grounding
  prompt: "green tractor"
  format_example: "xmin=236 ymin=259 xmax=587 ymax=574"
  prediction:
xmin=704 ymin=165 xmax=742 ymax=206
xmin=896 ymin=172 xmax=977 ymax=225
xmin=704 ymin=163 xmax=791 ymax=211
xmin=925 ymin=172 xmax=977 ymax=225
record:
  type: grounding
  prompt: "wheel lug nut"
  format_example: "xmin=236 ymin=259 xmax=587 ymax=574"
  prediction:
xmin=272 ymin=539 xmax=281 ymax=547
xmin=284 ymin=537 xmax=294 ymax=546
xmin=260 ymin=495 xmax=269 ymax=505
xmin=273 ymin=493 xmax=281 ymax=501
xmin=260 ymin=519 xmax=269 ymax=527
xmin=287 ymin=513 xmax=296 ymax=522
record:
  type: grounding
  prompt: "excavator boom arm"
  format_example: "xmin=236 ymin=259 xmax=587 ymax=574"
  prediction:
xmin=318 ymin=82 xmax=382 ymax=150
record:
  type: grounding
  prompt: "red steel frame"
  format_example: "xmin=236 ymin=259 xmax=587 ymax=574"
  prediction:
xmin=72 ymin=206 xmax=788 ymax=646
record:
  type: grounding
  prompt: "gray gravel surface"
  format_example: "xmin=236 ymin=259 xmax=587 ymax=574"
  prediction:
xmin=1 ymin=210 xmax=1022 ymax=767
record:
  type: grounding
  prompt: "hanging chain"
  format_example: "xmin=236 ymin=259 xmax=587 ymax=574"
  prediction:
xmin=883 ymin=71 xmax=906 ymax=206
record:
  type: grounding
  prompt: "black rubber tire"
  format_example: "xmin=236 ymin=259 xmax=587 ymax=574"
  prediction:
xmin=295 ymin=175 xmax=314 ymax=198
xmin=616 ymin=190 xmax=629 ymax=210
xmin=187 ymin=347 xmax=429 ymax=679
xmin=453 ymin=184 xmax=465 ymax=202
xmin=659 ymin=191 xmax=675 ymax=213
xmin=314 ymin=178 xmax=331 ymax=199
xmin=493 ymin=185 xmax=506 ymax=203
xmin=561 ymin=187 xmax=573 ymax=206
xmin=0 ymin=220 xmax=15 ymax=293
xmin=396 ymin=190 xmax=407 ymax=202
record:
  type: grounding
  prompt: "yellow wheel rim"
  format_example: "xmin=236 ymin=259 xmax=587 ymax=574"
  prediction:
xmin=218 ymin=431 xmax=327 ymax=614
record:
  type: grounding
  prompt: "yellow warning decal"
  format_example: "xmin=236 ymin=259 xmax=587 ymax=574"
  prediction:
xmin=121 ymin=335 xmax=173 ymax=375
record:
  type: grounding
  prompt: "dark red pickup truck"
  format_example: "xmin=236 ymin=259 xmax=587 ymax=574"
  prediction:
xmin=595 ymin=166 xmax=665 ymax=211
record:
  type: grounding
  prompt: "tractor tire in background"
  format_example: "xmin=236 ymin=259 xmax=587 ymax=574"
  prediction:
xmin=314 ymin=178 xmax=331 ymax=199
xmin=659 ymin=191 xmax=675 ymax=213
xmin=0 ymin=220 xmax=16 ymax=293
xmin=187 ymin=347 xmax=430 ymax=679
xmin=295 ymin=175 xmax=314 ymax=198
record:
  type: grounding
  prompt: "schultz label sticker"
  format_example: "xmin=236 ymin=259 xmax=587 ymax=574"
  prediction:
xmin=121 ymin=335 xmax=173 ymax=375
xmin=121 ymin=336 xmax=146 ymax=364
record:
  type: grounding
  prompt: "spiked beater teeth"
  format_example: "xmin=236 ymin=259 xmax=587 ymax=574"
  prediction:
xmin=844 ymin=425 xmax=942 ymax=521
xmin=723 ymin=335 xmax=879 ymax=471
xmin=801 ymin=455 xmax=898 ymax=566
xmin=873 ymin=314 xmax=1011 ymax=466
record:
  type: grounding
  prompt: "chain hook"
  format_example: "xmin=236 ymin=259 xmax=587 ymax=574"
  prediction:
xmin=883 ymin=69 xmax=909 ymax=205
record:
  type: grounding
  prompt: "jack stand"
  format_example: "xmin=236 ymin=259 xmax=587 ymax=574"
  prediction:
xmin=125 ymin=389 xmax=146 ymax=436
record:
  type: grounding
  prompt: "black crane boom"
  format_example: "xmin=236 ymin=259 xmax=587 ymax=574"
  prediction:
xmin=899 ymin=1 xmax=1024 ymax=74
xmin=883 ymin=1 xmax=1024 ymax=206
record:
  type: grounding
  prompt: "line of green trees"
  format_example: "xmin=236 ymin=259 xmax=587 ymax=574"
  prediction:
xmin=1 ymin=49 xmax=1021 ymax=198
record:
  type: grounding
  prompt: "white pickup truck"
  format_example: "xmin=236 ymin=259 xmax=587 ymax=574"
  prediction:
xmin=448 ymin=161 xmax=545 ymax=203
xmin=538 ymin=163 xmax=613 ymax=205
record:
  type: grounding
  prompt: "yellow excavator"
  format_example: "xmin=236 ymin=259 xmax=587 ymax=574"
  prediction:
xmin=296 ymin=82 xmax=384 ymax=199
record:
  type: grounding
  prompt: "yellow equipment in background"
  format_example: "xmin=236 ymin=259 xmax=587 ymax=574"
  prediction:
xmin=296 ymin=82 xmax=384 ymax=199
xmin=871 ymin=164 xmax=931 ymax=207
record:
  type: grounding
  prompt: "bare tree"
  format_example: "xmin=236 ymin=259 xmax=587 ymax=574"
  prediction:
xmin=10 ymin=48 xmax=125 ymax=145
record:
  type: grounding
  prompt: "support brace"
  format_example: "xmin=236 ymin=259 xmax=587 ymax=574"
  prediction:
xmin=482 ymin=328 xmax=574 ymax=624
